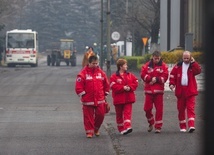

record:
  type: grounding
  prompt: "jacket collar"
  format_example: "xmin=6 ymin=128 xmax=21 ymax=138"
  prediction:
xmin=148 ymin=59 xmax=163 ymax=68
xmin=177 ymin=61 xmax=192 ymax=67
xmin=116 ymin=70 xmax=129 ymax=76
xmin=85 ymin=65 xmax=99 ymax=72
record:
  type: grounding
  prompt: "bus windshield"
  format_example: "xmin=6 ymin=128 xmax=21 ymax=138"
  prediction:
xmin=7 ymin=33 xmax=34 ymax=48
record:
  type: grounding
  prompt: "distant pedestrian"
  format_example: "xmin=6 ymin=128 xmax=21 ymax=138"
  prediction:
xmin=111 ymin=44 xmax=118 ymax=64
xmin=82 ymin=47 xmax=95 ymax=68
xmin=169 ymin=51 xmax=201 ymax=133
xmin=75 ymin=55 xmax=110 ymax=138
xmin=141 ymin=51 xmax=169 ymax=133
xmin=110 ymin=58 xmax=138 ymax=135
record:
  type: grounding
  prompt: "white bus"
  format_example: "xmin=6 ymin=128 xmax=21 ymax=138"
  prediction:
xmin=5 ymin=29 xmax=38 ymax=67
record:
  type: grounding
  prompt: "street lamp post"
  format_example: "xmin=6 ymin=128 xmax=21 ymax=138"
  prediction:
xmin=100 ymin=0 xmax=104 ymax=70
xmin=106 ymin=0 xmax=111 ymax=79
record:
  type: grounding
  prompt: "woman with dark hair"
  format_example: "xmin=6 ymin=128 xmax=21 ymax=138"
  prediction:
xmin=110 ymin=58 xmax=138 ymax=135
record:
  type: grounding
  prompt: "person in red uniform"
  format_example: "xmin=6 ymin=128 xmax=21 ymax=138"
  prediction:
xmin=169 ymin=51 xmax=201 ymax=133
xmin=141 ymin=51 xmax=168 ymax=133
xmin=75 ymin=55 xmax=110 ymax=138
xmin=110 ymin=58 xmax=138 ymax=135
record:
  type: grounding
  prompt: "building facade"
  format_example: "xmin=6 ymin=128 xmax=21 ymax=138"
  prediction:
xmin=160 ymin=0 xmax=203 ymax=52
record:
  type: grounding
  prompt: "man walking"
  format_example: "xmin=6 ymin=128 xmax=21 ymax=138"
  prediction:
xmin=75 ymin=55 xmax=110 ymax=138
xmin=141 ymin=51 xmax=168 ymax=133
xmin=169 ymin=51 xmax=201 ymax=133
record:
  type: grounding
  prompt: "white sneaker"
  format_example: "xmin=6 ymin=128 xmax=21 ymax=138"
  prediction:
xmin=155 ymin=129 xmax=161 ymax=133
xmin=120 ymin=130 xmax=126 ymax=135
xmin=188 ymin=127 xmax=195 ymax=133
xmin=180 ymin=129 xmax=187 ymax=132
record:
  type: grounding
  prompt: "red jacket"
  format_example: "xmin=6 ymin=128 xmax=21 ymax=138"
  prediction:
xmin=169 ymin=61 xmax=201 ymax=98
xmin=110 ymin=71 xmax=138 ymax=105
xmin=141 ymin=59 xmax=169 ymax=94
xmin=75 ymin=65 xmax=110 ymax=106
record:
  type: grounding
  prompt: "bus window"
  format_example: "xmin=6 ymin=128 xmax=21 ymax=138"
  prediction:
xmin=26 ymin=40 xmax=34 ymax=48
xmin=7 ymin=33 xmax=34 ymax=48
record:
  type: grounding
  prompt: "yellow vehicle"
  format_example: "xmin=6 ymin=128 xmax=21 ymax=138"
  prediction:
xmin=47 ymin=39 xmax=76 ymax=66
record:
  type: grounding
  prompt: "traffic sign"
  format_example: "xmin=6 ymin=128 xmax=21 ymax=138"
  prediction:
xmin=111 ymin=31 xmax=120 ymax=41
xmin=142 ymin=37 xmax=148 ymax=45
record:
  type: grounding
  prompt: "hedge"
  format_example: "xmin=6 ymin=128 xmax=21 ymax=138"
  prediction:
xmin=120 ymin=51 xmax=203 ymax=71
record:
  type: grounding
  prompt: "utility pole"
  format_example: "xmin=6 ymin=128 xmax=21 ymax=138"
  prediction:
xmin=106 ymin=0 xmax=111 ymax=79
xmin=100 ymin=0 xmax=104 ymax=69
xmin=132 ymin=1 xmax=134 ymax=56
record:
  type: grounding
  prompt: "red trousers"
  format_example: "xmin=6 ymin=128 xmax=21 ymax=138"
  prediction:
xmin=177 ymin=86 xmax=196 ymax=130
xmin=114 ymin=103 xmax=133 ymax=133
xmin=144 ymin=93 xmax=163 ymax=130
xmin=82 ymin=103 xmax=105 ymax=135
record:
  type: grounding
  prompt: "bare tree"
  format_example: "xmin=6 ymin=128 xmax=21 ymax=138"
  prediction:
xmin=111 ymin=0 xmax=160 ymax=55
xmin=135 ymin=0 xmax=160 ymax=44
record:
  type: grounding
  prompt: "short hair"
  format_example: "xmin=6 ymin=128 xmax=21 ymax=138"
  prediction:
xmin=88 ymin=47 xmax=93 ymax=51
xmin=116 ymin=58 xmax=127 ymax=70
xmin=88 ymin=55 xmax=98 ymax=63
xmin=183 ymin=50 xmax=191 ymax=56
xmin=152 ymin=51 xmax=161 ymax=57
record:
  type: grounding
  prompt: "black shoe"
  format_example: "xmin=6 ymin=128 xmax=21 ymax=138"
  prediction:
xmin=188 ymin=127 xmax=195 ymax=133
xmin=123 ymin=128 xmax=133 ymax=135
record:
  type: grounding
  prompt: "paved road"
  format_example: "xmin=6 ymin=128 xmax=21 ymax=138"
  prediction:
xmin=0 ymin=56 xmax=115 ymax=155
xmin=0 ymin=54 xmax=204 ymax=155
xmin=104 ymin=61 xmax=204 ymax=155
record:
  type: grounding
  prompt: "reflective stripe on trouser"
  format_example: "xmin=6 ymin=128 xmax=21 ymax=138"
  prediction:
xmin=115 ymin=103 xmax=133 ymax=132
xmin=179 ymin=120 xmax=187 ymax=129
xmin=188 ymin=117 xmax=195 ymax=128
xmin=83 ymin=103 xmax=105 ymax=134
xmin=177 ymin=87 xmax=196 ymax=129
xmin=144 ymin=93 xmax=163 ymax=129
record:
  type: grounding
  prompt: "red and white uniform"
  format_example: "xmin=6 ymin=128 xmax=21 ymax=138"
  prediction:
xmin=169 ymin=61 xmax=201 ymax=130
xmin=141 ymin=59 xmax=168 ymax=130
xmin=110 ymin=71 xmax=138 ymax=133
xmin=75 ymin=65 xmax=110 ymax=135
